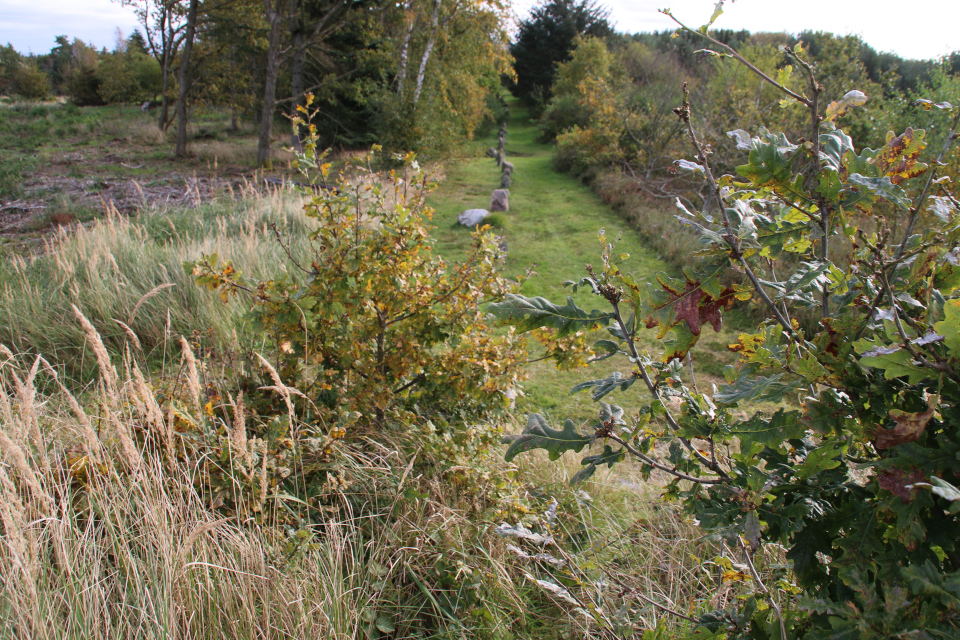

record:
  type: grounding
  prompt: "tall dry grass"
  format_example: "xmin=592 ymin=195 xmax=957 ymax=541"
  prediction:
xmin=0 ymin=333 xmax=403 ymax=639
xmin=0 ymin=318 xmax=536 ymax=639
xmin=0 ymin=186 xmax=316 ymax=379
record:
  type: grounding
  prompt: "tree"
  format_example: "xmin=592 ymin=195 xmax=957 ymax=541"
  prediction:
xmin=373 ymin=0 xmax=513 ymax=155
xmin=174 ymin=0 xmax=199 ymax=156
xmin=491 ymin=6 xmax=960 ymax=637
xmin=192 ymin=142 xmax=527 ymax=438
xmin=255 ymin=0 xmax=353 ymax=165
xmin=119 ymin=0 xmax=191 ymax=129
xmin=509 ymin=0 xmax=611 ymax=114
xmin=127 ymin=29 xmax=150 ymax=55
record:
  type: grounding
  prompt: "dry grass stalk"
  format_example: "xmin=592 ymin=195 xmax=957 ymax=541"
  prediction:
xmin=128 ymin=283 xmax=176 ymax=324
xmin=132 ymin=364 xmax=171 ymax=459
xmin=0 ymin=431 xmax=52 ymax=509
xmin=112 ymin=319 xmax=142 ymax=351
xmin=257 ymin=439 xmax=269 ymax=510
xmin=0 ymin=465 xmax=37 ymax=601
xmin=72 ymin=305 xmax=119 ymax=404
xmin=255 ymin=353 xmax=302 ymax=431
xmin=180 ymin=336 xmax=203 ymax=417
xmin=40 ymin=358 xmax=102 ymax=462
xmin=17 ymin=357 xmax=51 ymax=474
xmin=106 ymin=406 xmax=143 ymax=473
xmin=230 ymin=391 xmax=251 ymax=469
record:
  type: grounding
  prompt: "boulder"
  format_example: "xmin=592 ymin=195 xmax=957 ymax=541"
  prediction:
xmin=500 ymin=174 xmax=511 ymax=189
xmin=501 ymin=161 xmax=514 ymax=175
xmin=458 ymin=208 xmax=489 ymax=227
xmin=490 ymin=189 xmax=509 ymax=212
xmin=486 ymin=147 xmax=498 ymax=159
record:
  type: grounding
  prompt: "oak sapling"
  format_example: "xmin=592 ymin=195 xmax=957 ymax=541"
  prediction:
xmin=490 ymin=4 xmax=960 ymax=636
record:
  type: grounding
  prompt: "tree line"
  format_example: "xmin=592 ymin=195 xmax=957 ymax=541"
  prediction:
xmin=0 ymin=0 xmax=512 ymax=164
xmin=509 ymin=0 xmax=960 ymax=189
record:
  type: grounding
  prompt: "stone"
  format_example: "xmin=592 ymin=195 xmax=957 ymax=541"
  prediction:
xmin=486 ymin=147 xmax=498 ymax=158
xmin=500 ymin=174 xmax=511 ymax=189
xmin=490 ymin=189 xmax=509 ymax=212
xmin=458 ymin=208 xmax=489 ymax=227
xmin=501 ymin=161 xmax=514 ymax=175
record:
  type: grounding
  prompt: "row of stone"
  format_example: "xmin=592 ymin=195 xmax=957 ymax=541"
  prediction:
xmin=459 ymin=119 xmax=514 ymax=227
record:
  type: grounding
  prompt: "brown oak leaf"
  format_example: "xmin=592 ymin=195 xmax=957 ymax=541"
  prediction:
xmin=878 ymin=468 xmax=927 ymax=503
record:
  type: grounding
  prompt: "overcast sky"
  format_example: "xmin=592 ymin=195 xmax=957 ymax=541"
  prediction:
xmin=4 ymin=0 xmax=958 ymax=61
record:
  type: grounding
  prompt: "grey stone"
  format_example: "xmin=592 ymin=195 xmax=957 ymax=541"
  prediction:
xmin=490 ymin=189 xmax=509 ymax=212
xmin=486 ymin=147 xmax=498 ymax=158
xmin=501 ymin=161 xmax=514 ymax=175
xmin=458 ymin=208 xmax=489 ymax=227
xmin=500 ymin=174 xmax=511 ymax=189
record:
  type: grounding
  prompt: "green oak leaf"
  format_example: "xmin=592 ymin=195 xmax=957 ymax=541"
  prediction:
xmin=729 ymin=409 xmax=804 ymax=454
xmin=795 ymin=445 xmax=843 ymax=480
xmin=842 ymin=174 xmax=912 ymax=213
xmin=857 ymin=343 xmax=929 ymax=384
xmin=503 ymin=413 xmax=592 ymax=462
xmin=570 ymin=370 xmax=637 ymax=401
xmin=488 ymin=294 xmax=613 ymax=337
xmin=714 ymin=374 xmax=799 ymax=406
xmin=819 ymin=128 xmax=857 ymax=171
xmin=933 ymin=299 xmax=960 ymax=355
xmin=736 ymin=130 xmax=809 ymax=204
xmin=570 ymin=445 xmax=625 ymax=485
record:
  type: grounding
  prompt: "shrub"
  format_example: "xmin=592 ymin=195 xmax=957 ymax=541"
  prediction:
xmin=490 ymin=11 xmax=960 ymax=638
xmin=12 ymin=64 xmax=50 ymax=100
xmin=191 ymin=144 xmax=529 ymax=447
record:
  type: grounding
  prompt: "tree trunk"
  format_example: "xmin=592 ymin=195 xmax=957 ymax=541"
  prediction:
xmin=230 ymin=49 xmax=239 ymax=132
xmin=175 ymin=0 xmax=200 ymax=157
xmin=257 ymin=0 xmax=285 ymax=167
xmin=395 ymin=0 xmax=415 ymax=96
xmin=412 ymin=0 xmax=441 ymax=107
xmin=158 ymin=37 xmax=171 ymax=129
xmin=289 ymin=0 xmax=306 ymax=150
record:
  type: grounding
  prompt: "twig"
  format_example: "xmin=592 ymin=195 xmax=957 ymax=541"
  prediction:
xmin=269 ymin=223 xmax=313 ymax=275
xmin=607 ymin=434 xmax=724 ymax=485
xmin=737 ymin=536 xmax=787 ymax=640
xmin=607 ymin=573 xmax=698 ymax=623
xmin=609 ymin=299 xmax=729 ymax=479
xmin=661 ymin=10 xmax=810 ymax=106
xmin=673 ymin=86 xmax=798 ymax=338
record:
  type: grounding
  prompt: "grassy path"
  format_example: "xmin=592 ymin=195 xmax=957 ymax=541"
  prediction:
xmin=429 ymin=100 xmax=666 ymax=301
xmin=427 ymin=100 xmax=673 ymax=421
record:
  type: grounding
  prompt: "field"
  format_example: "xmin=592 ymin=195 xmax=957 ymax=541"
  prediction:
xmin=0 ymin=98 xmax=765 ymax=639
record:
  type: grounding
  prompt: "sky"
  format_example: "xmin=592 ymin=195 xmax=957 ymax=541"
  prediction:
xmin=3 ymin=0 xmax=958 ymax=61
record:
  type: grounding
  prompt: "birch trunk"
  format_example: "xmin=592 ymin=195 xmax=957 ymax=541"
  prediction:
xmin=412 ymin=0 xmax=441 ymax=107
xmin=395 ymin=0 xmax=415 ymax=96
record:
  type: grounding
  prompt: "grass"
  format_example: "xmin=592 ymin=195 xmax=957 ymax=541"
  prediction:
xmin=427 ymin=98 xmax=744 ymax=423
xmin=0 ymin=187 xmax=317 ymax=379
xmin=0 ymin=335 xmax=748 ymax=639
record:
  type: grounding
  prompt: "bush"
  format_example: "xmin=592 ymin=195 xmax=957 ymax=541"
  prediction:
xmin=191 ymin=144 xmax=528 ymax=448
xmin=491 ymin=18 xmax=960 ymax=638
xmin=12 ymin=64 xmax=50 ymax=100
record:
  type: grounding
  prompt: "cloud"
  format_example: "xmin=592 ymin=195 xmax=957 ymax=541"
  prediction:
xmin=3 ymin=0 xmax=141 ymax=53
